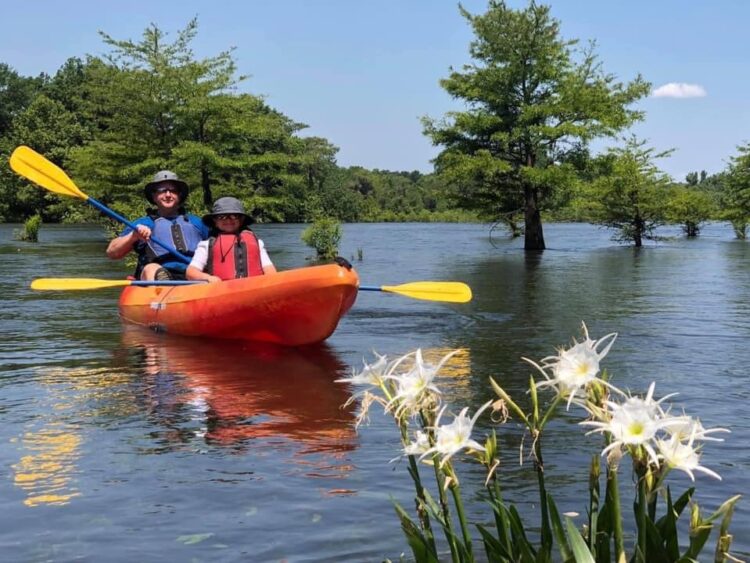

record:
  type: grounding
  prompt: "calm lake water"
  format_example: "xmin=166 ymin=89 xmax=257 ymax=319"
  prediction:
xmin=1 ymin=221 xmax=748 ymax=561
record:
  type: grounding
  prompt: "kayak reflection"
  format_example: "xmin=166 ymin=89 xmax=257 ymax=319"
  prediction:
xmin=120 ymin=327 xmax=357 ymax=456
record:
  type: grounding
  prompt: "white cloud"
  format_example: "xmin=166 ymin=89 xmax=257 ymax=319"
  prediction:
xmin=652 ymin=82 xmax=707 ymax=98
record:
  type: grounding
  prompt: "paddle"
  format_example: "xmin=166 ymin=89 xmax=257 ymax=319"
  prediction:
xmin=9 ymin=145 xmax=191 ymax=264
xmin=359 ymin=281 xmax=472 ymax=303
xmin=31 ymin=277 xmax=471 ymax=302
xmin=30 ymin=278 xmax=205 ymax=291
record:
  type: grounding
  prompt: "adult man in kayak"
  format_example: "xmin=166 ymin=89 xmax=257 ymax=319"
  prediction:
xmin=186 ymin=196 xmax=276 ymax=282
xmin=106 ymin=171 xmax=209 ymax=281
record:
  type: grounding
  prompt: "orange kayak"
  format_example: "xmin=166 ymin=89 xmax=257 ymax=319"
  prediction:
xmin=118 ymin=264 xmax=359 ymax=346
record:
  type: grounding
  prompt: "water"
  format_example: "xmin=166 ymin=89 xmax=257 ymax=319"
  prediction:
xmin=1 ymin=222 xmax=748 ymax=560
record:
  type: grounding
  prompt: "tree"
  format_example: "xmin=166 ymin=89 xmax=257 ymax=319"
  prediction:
xmin=0 ymin=94 xmax=89 ymax=221
xmin=587 ymin=138 xmax=671 ymax=247
xmin=665 ymin=186 xmax=715 ymax=237
xmin=0 ymin=63 xmax=45 ymax=136
xmin=423 ymin=0 xmax=649 ymax=250
xmin=66 ymin=19 xmax=338 ymax=222
xmin=720 ymin=143 xmax=750 ymax=239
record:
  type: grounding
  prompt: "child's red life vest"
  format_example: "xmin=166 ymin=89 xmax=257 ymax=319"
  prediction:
xmin=206 ymin=230 xmax=265 ymax=280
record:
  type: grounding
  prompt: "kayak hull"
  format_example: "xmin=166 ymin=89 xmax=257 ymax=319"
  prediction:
xmin=118 ymin=264 xmax=359 ymax=346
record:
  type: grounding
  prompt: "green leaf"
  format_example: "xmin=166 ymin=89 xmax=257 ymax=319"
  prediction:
xmin=643 ymin=514 xmax=669 ymax=563
xmin=508 ymin=506 xmax=538 ymax=562
xmin=477 ymin=523 xmax=513 ymax=561
xmin=393 ymin=502 xmax=439 ymax=563
xmin=486 ymin=491 xmax=512 ymax=553
xmin=656 ymin=486 xmax=680 ymax=560
xmin=565 ymin=518 xmax=595 ymax=563
xmin=547 ymin=494 xmax=573 ymax=562
xmin=682 ymin=524 xmax=712 ymax=560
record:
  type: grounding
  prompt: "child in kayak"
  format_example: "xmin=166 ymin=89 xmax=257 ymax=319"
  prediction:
xmin=186 ymin=197 xmax=276 ymax=283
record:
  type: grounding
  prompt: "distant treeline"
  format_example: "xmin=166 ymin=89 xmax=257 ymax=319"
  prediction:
xmin=0 ymin=19 xmax=472 ymax=226
xmin=2 ymin=8 xmax=750 ymax=249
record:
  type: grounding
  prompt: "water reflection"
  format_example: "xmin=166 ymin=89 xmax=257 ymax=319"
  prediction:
xmin=12 ymin=423 xmax=81 ymax=507
xmin=119 ymin=328 xmax=358 ymax=462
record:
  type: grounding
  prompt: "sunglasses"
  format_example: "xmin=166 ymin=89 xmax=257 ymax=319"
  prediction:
xmin=215 ymin=213 xmax=241 ymax=221
xmin=155 ymin=186 xmax=180 ymax=195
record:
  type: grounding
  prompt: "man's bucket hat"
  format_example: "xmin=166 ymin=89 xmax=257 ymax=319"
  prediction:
xmin=144 ymin=170 xmax=189 ymax=204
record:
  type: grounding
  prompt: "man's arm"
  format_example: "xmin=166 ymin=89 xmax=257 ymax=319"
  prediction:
xmin=106 ymin=224 xmax=151 ymax=259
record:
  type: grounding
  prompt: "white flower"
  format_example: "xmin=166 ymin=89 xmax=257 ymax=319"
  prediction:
xmin=403 ymin=431 xmax=431 ymax=457
xmin=526 ymin=322 xmax=618 ymax=409
xmin=583 ymin=383 xmax=682 ymax=465
xmin=385 ymin=349 xmax=452 ymax=417
xmin=421 ymin=401 xmax=492 ymax=467
xmin=336 ymin=352 xmax=389 ymax=387
xmin=656 ymin=432 xmax=722 ymax=481
xmin=666 ymin=416 xmax=730 ymax=443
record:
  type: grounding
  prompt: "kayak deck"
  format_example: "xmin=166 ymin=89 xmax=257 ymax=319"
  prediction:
xmin=118 ymin=264 xmax=359 ymax=346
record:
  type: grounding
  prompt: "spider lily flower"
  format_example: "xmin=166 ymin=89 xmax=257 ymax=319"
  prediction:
xmin=403 ymin=431 xmax=431 ymax=457
xmin=583 ymin=383 xmax=683 ymax=466
xmin=525 ymin=322 xmax=618 ymax=409
xmin=385 ymin=349 xmax=453 ymax=418
xmin=420 ymin=401 xmax=493 ymax=467
xmin=666 ymin=416 xmax=730 ymax=443
xmin=655 ymin=432 xmax=722 ymax=481
xmin=336 ymin=352 xmax=390 ymax=388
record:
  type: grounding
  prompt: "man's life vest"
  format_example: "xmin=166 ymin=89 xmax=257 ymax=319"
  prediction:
xmin=206 ymin=230 xmax=265 ymax=280
xmin=144 ymin=215 xmax=204 ymax=263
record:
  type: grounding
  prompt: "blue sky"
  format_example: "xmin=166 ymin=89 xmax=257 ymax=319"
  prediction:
xmin=2 ymin=1 xmax=748 ymax=181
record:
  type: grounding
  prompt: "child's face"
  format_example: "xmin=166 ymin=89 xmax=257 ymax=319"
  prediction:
xmin=214 ymin=214 xmax=242 ymax=233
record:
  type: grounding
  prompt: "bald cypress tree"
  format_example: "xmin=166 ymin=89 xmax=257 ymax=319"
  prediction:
xmin=423 ymin=1 xmax=649 ymax=250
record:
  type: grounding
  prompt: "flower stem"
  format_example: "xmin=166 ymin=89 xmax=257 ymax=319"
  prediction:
xmin=606 ymin=463 xmax=625 ymax=561
xmin=637 ymin=473 xmax=647 ymax=562
xmin=406 ymin=454 xmax=437 ymax=551
xmin=447 ymin=469 xmax=473 ymax=560
xmin=397 ymin=415 xmax=436 ymax=555
xmin=533 ymin=431 xmax=553 ymax=554
xmin=432 ymin=458 xmax=460 ymax=562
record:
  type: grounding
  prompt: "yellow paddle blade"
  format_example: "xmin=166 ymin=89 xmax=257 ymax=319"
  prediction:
xmin=380 ymin=281 xmax=473 ymax=303
xmin=31 ymin=278 xmax=131 ymax=291
xmin=9 ymin=146 xmax=87 ymax=200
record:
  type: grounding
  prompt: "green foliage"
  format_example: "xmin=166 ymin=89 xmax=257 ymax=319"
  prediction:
xmin=0 ymin=63 xmax=45 ymax=135
xmin=718 ymin=143 xmax=750 ymax=239
xmin=14 ymin=213 xmax=41 ymax=242
xmin=423 ymin=0 xmax=650 ymax=249
xmin=585 ymin=138 xmax=672 ymax=246
xmin=664 ymin=185 xmax=715 ymax=237
xmin=301 ymin=218 xmax=342 ymax=260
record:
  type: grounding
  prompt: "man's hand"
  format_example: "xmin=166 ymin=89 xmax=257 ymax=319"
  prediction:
xmin=133 ymin=224 xmax=152 ymax=241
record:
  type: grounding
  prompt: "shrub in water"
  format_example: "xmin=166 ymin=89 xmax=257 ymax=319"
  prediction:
xmin=15 ymin=214 xmax=42 ymax=242
xmin=301 ymin=218 xmax=341 ymax=260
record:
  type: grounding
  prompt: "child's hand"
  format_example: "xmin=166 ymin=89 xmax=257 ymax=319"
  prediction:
xmin=206 ymin=275 xmax=222 ymax=283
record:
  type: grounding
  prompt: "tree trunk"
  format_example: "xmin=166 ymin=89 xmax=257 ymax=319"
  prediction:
xmin=634 ymin=216 xmax=644 ymax=247
xmin=524 ymin=185 xmax=545 ymax=250
xmin=201 ymin=167 xmax=213 ymax=207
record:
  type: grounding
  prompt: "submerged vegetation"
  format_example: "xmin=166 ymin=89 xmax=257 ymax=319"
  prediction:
xmin=13 ymin=213 xmax=41 ymax=242
xmin=338 ymin=324 xmax=740 ymax=562
xmin=301 ymin=218 xmax=342 ymax=260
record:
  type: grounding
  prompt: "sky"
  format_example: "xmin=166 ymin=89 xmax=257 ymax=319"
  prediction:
xmin=2 ymin=1 xmax=748 ymax=181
